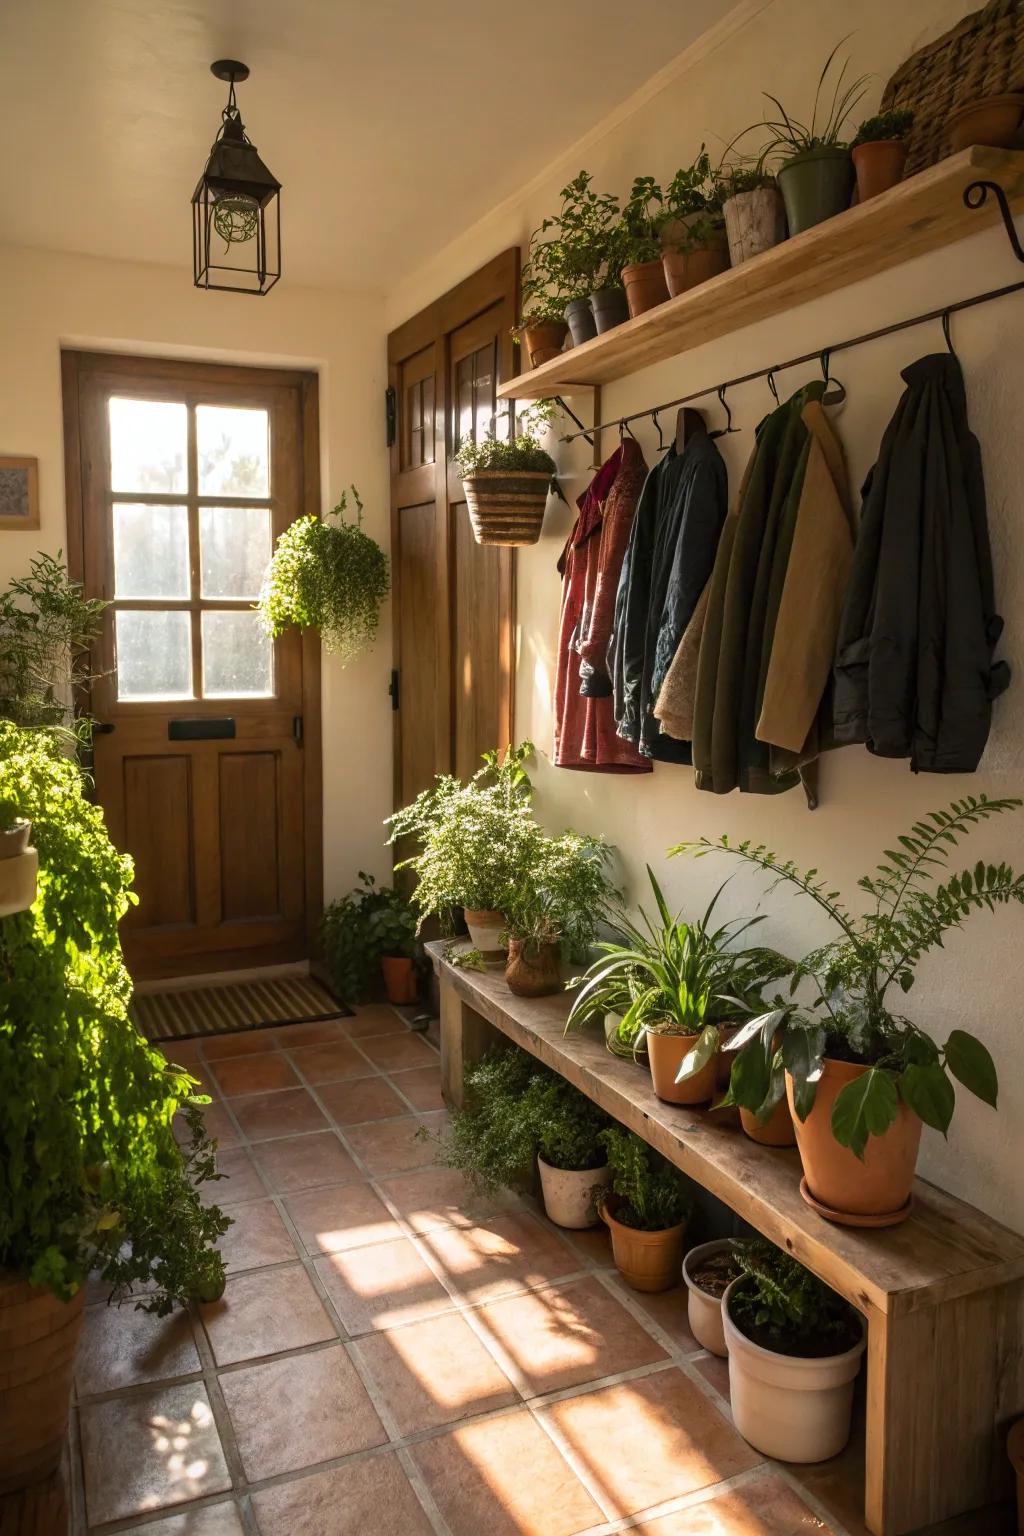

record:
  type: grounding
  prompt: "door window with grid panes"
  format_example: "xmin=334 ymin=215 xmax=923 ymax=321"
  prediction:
xmin=108 ymin=396 xmax=274 ymax=701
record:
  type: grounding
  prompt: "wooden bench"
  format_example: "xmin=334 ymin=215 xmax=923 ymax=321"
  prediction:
xmin=428 ymin=940 xmax=1024 ymax=1536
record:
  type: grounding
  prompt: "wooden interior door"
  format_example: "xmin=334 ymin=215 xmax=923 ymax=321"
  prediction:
xmin=387 ymin=250 xmax=519 ymax=807
xmin=63 ymin=352 xmax=322 ymax=981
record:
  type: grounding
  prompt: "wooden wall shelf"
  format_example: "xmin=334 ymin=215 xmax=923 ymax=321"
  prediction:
xmin=497 ymin=146 xmax=1024 ymax=402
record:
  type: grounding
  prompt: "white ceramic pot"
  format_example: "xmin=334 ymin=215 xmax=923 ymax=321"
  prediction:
xmin=682 ymin=1239 xmax=734 ymax=1357
xmin=538 ymin=1155 xmax=610 ymax=1229
xmin=463 ymin=907 xmax=506 ymax=956
xmin=723 ymin=1277 xmax=866 ymax=1463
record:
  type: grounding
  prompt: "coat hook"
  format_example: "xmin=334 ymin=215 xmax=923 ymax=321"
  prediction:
xmin=941 ymin=309 xmax=958 ymax=358
xmin=652 ymin=409 xmax=667 ymax=452
xmin=767 ymin=368 xmax=780 ymax=404
xmin=963 ymin=178 xmax=1024 ymax=265
xmin=820 ymin=347 xmax=847 ymax=406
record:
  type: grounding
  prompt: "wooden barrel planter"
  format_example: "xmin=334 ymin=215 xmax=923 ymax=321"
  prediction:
xmin=461 ymin=471 xmax=552 ymax=547
xmin=0 ymin=1274 xmax=85 ymax=1495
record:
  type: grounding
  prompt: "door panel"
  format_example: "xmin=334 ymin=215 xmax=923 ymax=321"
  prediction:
xmin=63 ymin=352 xmax=322 ymax=980
xmin=387 ymin=251 xmax=519 ymax=809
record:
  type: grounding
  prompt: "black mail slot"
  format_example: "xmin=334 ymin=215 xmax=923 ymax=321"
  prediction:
xmin=168 ymin=718 xmax=236 ymax=741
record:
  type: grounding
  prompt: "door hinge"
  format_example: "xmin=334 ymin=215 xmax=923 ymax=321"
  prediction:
xmin=388 ymin=669 xmax=399 ymax=711
xmin=385 ymin=385 xmax=397 ymax=448
xmin=292 ymin=714 xmax=304 ymax=746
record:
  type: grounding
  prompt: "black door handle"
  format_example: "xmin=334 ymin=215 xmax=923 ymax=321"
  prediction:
xmin=93 ymin=722 xmax=115 ymax=735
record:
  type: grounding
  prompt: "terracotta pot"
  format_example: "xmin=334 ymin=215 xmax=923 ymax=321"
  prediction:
xmin=621 ymin=259 xmax=670 ymax=319
xmin=0 ymin=819 xmax=31 ymax=860
xmin=723 ymin=186 xmax=787 ymax=265
xmin=740 ymin=1098 xmax=797 ymax=1148
xmin=381 ymin=955 xmax=418 ymax=1006
xmin=589 ymin=287 xmax=629 ymax=333
xmin=1007 ymin=1418 xmax=1024 ymax=1535
xmin=724 ymin=1278 xmax=866 ymax=1463
xmin=786 ymin=1058 xmax=922 ymax=1220
xmin=505 ymin=938 xmax=561 ymax=998
xmin=647 ymin=1028 xmax=717 ymax=1105
xmin=661 ymin=240 xmax=729 ymax=298
xmin=948 ymin=93 xmax=1024 ymax=153
xmin=462 ymin=907 xmax=506 ymax=956
xmin=538 ymin=1156 xmax=609 ymax=1229
xmin=521 ymin=320 xmax=568 ymax=367
xmin=565 ymin=297 xmax=597 ymax=347
xmin=682 ymin=1239 xmax=735 ymax=1357
xmin=461 ymin=470 xmax=551 ymax=548
xmin=852 ymin=139 xmax=908 ymax=201
xmin=600 ymin=1195 xmax=686 ymax=1293
xmin=0 ymin=1274 xmax=85 ymax=1494
xmin=777 ymin=146 xmax=854 ymax=235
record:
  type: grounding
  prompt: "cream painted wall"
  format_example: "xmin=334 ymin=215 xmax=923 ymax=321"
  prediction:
xmin=386 ymin=0 xmax=1024 ymax=1230
xmin=0 ymin=244 xmax=391 ymax=903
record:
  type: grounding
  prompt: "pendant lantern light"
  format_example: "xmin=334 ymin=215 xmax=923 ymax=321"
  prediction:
xmin=192 ymin=60 xmax=281 ymax=295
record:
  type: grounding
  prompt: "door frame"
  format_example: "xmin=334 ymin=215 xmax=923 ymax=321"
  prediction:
xmin=60 ymin=348 xmax=324 ymax=960
xmin=387 ymin=248 xmax=519 ymax=808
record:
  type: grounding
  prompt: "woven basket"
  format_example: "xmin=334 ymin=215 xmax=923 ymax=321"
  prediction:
xmin=881 ymin=0 xmax=1024 ymax=175
xmin=462 ymin=471 xmax=551 ymax=547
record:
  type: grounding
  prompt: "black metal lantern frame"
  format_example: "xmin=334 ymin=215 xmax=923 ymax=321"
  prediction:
xmin=193 ymin=60 xmax=281 ymax=296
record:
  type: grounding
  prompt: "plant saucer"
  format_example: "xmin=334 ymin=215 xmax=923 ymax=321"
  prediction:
xmin=799 ymin=1177 xmax=913 ymax=1229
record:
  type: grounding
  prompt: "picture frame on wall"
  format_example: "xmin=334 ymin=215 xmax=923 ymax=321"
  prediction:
xmin=0 ymin=456 xmax=39 ymax=531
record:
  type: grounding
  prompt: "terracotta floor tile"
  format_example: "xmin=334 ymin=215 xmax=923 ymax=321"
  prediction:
xmin=76 ymin=1303 xmax=200 ymax=1397
xmin=202 ymin=1029 xmax=280 ymax=1059
xmin=201 ymin=1147 xmax=264 ymax=1207
xmin=209 ymin=1050 xmax=298 ymax=1097
xmin=411 ymin=1408 xmax=601 ymax=1536
xmin=356 ymin=1031 xmax=437 ymax=1072
xmin=423 ymin=1212 xmax=579 ymax=1300
xmin=317 ymin=1074 xmax=408 ymax=1125
xmin=786 ymin=1412 xmax=869 ymax=1536
xmin=217 ymin=1199 xmax=297 ymax=1272
xmin=609 ymin=1277 xmax=699 ymax=1352
xmin=287 ymin=1039 xmax=376 ymax=1084
xmin=230 ymin=1087 xmax=327 ymax=1142
xmin=356 ymin=1310 xmax=516 ymax=1434
xmin=544 ymin=1368 xmax=759 ymax=1518
xmin=314 ymin=1236 xmax=451 ymax=1334
xmin=156 ymin=1038 xmax=204 ymax=1069
xmin=694 ymin=1350 xmax=730 ymax=1400
xmin=220 ymin=1342 xmax=386 ymax=1479
xmin=558 ymin=1220 xmax=614 ymax=1269
xmin=345 ymin=1112 xmax=445 ymax=1175
xmin=478 ymin=1276 xmax=668 ymax=1396
xmin=338 ymin=1005 xmax=411 ymax=1039
xmin=199 ymin=1264 xmax=334 ymax=1365
xmin=79 ymin=1383 xmax=230 ymax=1526
xmin=129 ymin=1502 xmax=247 ymax=1535
xmin=254 ymin=1131 xmax=360 ymax=1193
xmin=633 ymin=1470 xmax=840 ymax=1534
xmin=271 ymin=1017 xmax=350 ymax=1049
xmin=390 ymin=1063 xmax=444 ymax=1112
xmin=285 ymin=1181 xmax=401 ymax=1255
xmin=251 ymin=1452 xmax=434 ymax=1536
xmin=379 ymin=1166 xmax=521 ymax=1233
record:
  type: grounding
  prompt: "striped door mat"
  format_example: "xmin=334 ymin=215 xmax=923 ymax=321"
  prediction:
xmin=131 ymin=976 xmax=351 ymax=1042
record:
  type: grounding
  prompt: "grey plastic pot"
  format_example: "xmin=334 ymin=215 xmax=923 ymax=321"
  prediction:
xmin=589 ymin=288 xmax=629 ymax=334
xmin=777 ymin=146 xmax=854 ymax=235
xmin=565 ymin=298 xmax=597 ymax=347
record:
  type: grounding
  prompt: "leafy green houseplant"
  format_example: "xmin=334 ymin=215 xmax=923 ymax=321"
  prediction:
xmin=611 ymin=175 xmax=670 ymax=317
xmin=516 ymin=218 xmax=575 ymax=365
xmin=661 ymin=148 xmax=729 ymax=295
xmin=453 ymin=431 xmax=556 ymax=548
xmin=851 ymin=107 xmax=915 ymax=201
xmin=0 ymin=724 xmax=228 ymax=1486
xmin=0 ymin=552 xmax=108 ymax=743
xmin=502 ymin=830 xmax=617 ymax=998
xmin=723 ymin=1238 xmax=865 ymax=1462
xmin=674 ymin=795 xmax=1018 ymax=1221
xmin=320 ymin=872 xmax=418 ymax=1005
xmin=258 ymin=487 xmax=389 ymax=663
xmin=598 ymin=1126 xmax=693 ymax=1291
xmin=535 ymin=171 xmax=623 ymax=344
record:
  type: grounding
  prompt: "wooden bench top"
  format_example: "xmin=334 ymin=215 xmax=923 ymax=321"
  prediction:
xmin=429 ymin=941 xmax=1024 ymax=1319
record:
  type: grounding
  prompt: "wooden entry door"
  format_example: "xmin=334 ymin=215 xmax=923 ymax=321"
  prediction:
xmin=388 ymin=250 xmax=519 ymax=806
xmin=63 ymin=352 xmax=322 ymax=981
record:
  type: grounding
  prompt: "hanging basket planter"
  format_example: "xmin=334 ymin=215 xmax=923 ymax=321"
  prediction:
xmin=462 ymin=470 xmax=552 ymax=547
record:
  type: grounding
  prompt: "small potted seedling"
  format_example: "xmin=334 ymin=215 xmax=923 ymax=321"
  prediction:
xmin=537 ymin=171 xmax=622 ymax=346
xmin=661 ymin=147 xmax=729 ymax=296
xmin=723 ymin=1238 xmax=865 ymax=1463
xmin=598 ymin=1126 xmax=693 ymax=1292
xmin=613 ymin=176 xmax=670 ymax=318
xmin=851 ymin=107 xmax=914 ymax=201
xmin=682 ymin=1238 xmax=742 ymax=1356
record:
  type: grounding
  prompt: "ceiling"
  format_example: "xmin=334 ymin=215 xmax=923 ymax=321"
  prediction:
xmin=0 ymin=0 xmax=742 ymax=292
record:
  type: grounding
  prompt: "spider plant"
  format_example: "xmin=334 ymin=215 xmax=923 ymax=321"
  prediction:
xmin=565 ymin=868 xmax=790 ymax=1067
xmin=759 ymin=38 xmax=870 ymax=160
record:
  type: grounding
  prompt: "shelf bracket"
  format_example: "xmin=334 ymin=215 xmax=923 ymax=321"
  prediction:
xmin=554 ymin=395 xmax=594 ymax=447
xmin=964 ymin=178 xmax=1024 ymax=265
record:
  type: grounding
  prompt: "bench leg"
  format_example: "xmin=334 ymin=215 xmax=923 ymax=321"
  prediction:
xmin=865 ymin=1278 xmax=1023 ymax=1534
xmin=439 ymin=978 xmax=502 ymax=1109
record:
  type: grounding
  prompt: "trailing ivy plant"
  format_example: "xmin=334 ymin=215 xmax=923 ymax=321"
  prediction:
xmin=258 ymin=487 xmax=389 ymax=664
xmin=0 ymin=552 xmax=108 ymax=743
xmin=320 ymin=872 xmax=417 ymax=1003
xmin=729 ymin=1238 xmax=860 ymax=1356
xmin=0 ymin=724 xmax=227 ymax=1311
xmin=599 ymin=1125 xmax=692 ymax=1231
xmin=672 ymin=794 xmax=1022 ymax=1156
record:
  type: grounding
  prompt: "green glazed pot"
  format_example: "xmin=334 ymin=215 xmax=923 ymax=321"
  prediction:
xmin=777 ymin=146 xmax=854 ymax=235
